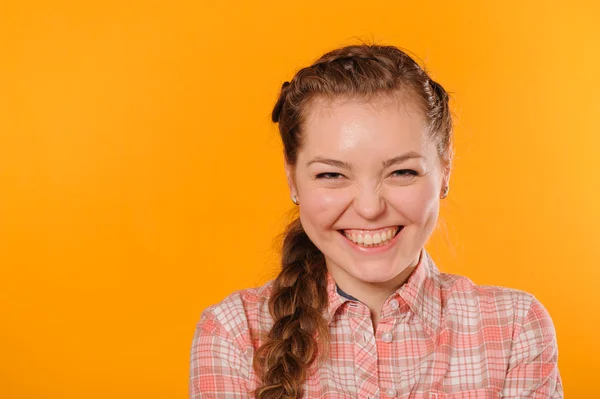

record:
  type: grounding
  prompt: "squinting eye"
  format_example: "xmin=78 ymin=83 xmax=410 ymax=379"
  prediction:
xmin=316 ymin=172 xmax=343 ymax=179
xmin=391 ymin=169 xmax=418 ymax=177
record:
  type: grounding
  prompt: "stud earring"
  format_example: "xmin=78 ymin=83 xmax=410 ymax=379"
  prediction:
xmin=441 ymin=186 xmax=449 ymax=199
xmin=291 ymin=195 xmax=299 ymax=205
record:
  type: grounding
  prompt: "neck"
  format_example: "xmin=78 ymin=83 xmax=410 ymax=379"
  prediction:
xmin=329 ymin=249 xmax=423 ymax=329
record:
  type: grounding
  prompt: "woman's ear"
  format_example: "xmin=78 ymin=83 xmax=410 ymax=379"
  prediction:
xmin=441 ymin=166 xmax=451 ymax=198
xmin=284 ymin=161 xmax=298 ymax=196
xmin=284 ymin=160 xmax=298 ymax=199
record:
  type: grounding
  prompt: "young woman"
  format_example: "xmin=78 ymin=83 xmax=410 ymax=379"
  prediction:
xmin=189 ymin=44 xmax=563 ymax=399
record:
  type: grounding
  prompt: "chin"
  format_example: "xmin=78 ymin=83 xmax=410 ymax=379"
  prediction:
xmin=346 ymin=259 xmax=405 ymax=283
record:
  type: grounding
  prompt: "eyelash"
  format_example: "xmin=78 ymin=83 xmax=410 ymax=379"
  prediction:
xmin=391 ymin=169 xmax=418 ymax=177
xmin=316 ymin=172 xmax=344 ymax=179
xmin=316 ymin=170 xmax=418 ymax=179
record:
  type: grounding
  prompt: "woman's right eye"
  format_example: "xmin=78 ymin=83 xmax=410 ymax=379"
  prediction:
xmin=316 ymin=172 xmax=343 ymax=179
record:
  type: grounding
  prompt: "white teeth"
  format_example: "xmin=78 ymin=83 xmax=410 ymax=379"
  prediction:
xmin=373 ymin=233 xmax=381 ymax=244
xmin=343 ymin=227 xmax=402 ymax=247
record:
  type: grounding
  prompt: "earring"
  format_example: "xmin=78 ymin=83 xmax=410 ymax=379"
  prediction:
xmin=291 ymin=195 xmax=299 ymax=205
xmin=441 ymin=186 xmax=449 ymax=199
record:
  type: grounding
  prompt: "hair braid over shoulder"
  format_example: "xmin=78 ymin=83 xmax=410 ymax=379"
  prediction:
xmin=251 ymin=218 xmax=328 ymax=399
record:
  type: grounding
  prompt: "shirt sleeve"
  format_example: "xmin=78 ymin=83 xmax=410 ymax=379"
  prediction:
xmin=502 ymin=295 xmax=564 ymax=398
xmin=189 ymin=308 xmax=251 ymax=399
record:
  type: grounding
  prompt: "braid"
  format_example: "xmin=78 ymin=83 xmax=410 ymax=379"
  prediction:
xmin=425 ymin=78 xmax=453 ymax=169
xmin=272 ymin=81 xmax=291 ymax=123
xmin=252 ymin=218 xmax=329 ymax=399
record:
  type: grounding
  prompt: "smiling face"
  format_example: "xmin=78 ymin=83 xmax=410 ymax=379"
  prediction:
xmin=286 ymin=94 xmax=449 ymax=295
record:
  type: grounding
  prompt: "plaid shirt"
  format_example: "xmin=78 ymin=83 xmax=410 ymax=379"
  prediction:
xmin=189 ymin=249 xmax=563 ymax=398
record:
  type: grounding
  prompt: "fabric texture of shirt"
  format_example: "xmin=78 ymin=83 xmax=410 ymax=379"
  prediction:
xmin=189 ymin=249 xmax=563 ymax=398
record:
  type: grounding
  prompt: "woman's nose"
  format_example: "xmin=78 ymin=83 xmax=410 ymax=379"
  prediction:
xmin=352 ymin=186 xmax=386 ymax=220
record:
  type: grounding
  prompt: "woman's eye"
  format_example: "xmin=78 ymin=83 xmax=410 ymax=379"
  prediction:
xmin=316 ymin=172 xmax=343 ymax=179
xmin=391 ymin=169 xmax=418 ymax=177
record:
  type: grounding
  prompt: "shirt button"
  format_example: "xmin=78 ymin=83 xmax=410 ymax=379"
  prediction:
xmin=382 ymin=332 xmax=393 ymax=342
xmin=386 ymin=388 xmax=397 ymax=397
xmin=390 ymin=299 xmax=399 ymax=310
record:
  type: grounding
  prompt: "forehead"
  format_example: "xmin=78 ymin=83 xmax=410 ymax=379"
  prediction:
xmin=299 ymin=95 xmax=433 ymax=161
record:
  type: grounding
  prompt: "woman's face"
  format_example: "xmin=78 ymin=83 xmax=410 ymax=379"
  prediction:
xmin=286 ymin=94 xmax=448 ymax=293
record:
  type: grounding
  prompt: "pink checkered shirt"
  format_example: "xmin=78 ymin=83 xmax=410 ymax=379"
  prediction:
xmin=189 ymin=249 xmax=563 ymax=398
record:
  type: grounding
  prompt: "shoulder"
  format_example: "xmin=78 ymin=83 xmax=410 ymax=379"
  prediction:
xmin=195 ymin=279 xmax=275 ymax=347
xmin=436 ymin=270 xmax=552 ymax=330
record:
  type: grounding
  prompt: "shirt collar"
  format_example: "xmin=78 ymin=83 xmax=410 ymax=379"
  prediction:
xmin=324 ymin=248 xmax=443 ymax=340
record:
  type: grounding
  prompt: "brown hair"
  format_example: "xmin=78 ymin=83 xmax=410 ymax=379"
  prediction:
xmin=251 ymin=43 xmax=453 ymax=399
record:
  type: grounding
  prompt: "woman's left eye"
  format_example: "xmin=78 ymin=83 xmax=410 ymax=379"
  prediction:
xmin=391 ymin=169 xmax=418 ymax=177
xmin=316 ymin=172 xmax=344 ymax=179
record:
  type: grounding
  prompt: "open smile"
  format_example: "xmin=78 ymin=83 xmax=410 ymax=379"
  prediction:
xmin=337 ymin=226 xmax=404 ymax=251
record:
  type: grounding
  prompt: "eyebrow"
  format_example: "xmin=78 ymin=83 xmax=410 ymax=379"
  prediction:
xmin=381 ymin=151 xmax=425 ymax=169
xmin=306 ymin=151 xmax=424 ymax=170
xmin=306 ymin=157 xmax=353 ymax=169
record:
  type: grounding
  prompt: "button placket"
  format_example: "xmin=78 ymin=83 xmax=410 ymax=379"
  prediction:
xmin=379 ymin=304 xmax=400 ymax=399
xmin=350 ymin=313 xmax=378 ymax=398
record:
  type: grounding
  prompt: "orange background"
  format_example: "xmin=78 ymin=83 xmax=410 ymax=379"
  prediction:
xmin=1 ymin=1 xmax=598 ymax=398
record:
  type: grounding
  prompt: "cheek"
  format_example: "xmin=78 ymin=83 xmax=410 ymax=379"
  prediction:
xmin=299 ymin=189 xmax=351 ymax=228
xmin=388 ymin=184 xmax=439 ymax=223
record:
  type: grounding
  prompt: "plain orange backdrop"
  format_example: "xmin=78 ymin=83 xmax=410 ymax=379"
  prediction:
xmin=1 ymin=0 xmax=598 ymax=398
